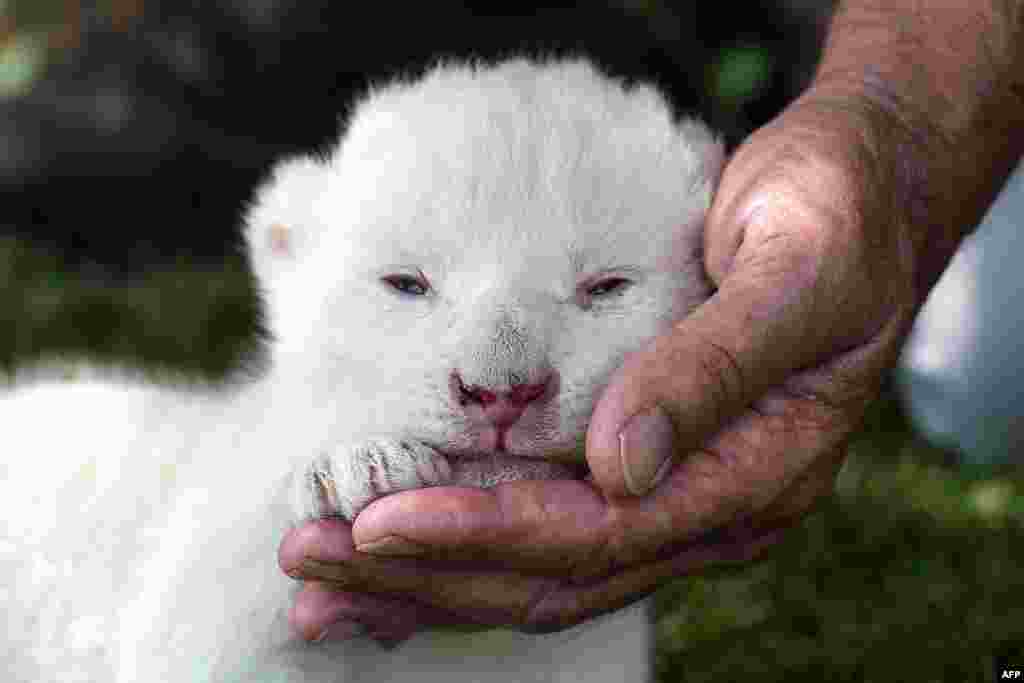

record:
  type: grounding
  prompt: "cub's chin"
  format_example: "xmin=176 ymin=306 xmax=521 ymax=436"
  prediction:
xmin=438 ymin=437 xmax=588 ymax=488
xmin=447 ymin=452 xmax=587 ymax=489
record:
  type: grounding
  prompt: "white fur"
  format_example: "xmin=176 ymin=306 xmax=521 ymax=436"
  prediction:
xmin=1 ymin=58 xmax=721 ymax=682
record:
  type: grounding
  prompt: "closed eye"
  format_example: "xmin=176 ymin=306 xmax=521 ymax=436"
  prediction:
xmin=587 ymin=277 xmax=632 ymax=297
xmin=381 ymin=274 xmax=429 ymax=296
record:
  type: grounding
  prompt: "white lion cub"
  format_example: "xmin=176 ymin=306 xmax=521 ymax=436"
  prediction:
xmin=1 ymin=58 xmax=721 ymax=682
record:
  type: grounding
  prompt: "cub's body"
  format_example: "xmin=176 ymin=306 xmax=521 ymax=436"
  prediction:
xmin=2 ymin=58 xmax=720 ymax=681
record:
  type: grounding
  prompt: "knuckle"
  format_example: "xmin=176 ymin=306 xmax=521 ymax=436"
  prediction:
xmin=687 ymin=335 xmax=747 ymax=427
xmin=565 ymin=531 xmax=620 ymax=585
xmin=520 ymin=581 xmax=586 ymax=634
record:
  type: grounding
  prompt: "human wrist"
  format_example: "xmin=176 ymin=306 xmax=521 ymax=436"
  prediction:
xmin=802 ymin=0 xmax=1024 ymax=298
xmin=780 ymin=83 xmax=954 ymax=305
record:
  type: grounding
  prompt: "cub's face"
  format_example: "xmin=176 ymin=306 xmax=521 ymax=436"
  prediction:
xmin=247 ymin=59 xmax=721 ymax=465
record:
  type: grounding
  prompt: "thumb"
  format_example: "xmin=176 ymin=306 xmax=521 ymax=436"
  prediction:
xmin=585 ymin=241 xmax=844 ymax=498
xmin=585 ymin=111 xmax=905 ymax=499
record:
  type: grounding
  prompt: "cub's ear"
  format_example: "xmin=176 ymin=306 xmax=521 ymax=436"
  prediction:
xmin=243 ymin=155 xmax=329 ymax=285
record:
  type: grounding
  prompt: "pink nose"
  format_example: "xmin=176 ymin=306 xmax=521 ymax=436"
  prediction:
xmin=453 ymin=373 xmax=552 ymax=429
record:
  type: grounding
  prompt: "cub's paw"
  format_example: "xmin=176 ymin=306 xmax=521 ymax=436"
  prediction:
xmin=292 ymin=439 xmax=453 ymax=521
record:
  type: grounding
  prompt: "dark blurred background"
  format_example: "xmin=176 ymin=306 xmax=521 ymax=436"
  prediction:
xmin=1 ymin=0 xmax=829 ymax=272
xmin=2 ymin=2 xmax=1022 ymax=681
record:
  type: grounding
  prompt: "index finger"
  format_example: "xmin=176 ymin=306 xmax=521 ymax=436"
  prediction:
xmin=350 ymin=479 xmax=619 ymax=581
xmin=347 ymin=428 xmax=790 ymax=580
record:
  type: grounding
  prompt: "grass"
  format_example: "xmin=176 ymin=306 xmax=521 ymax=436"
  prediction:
xmin=2 ymin=236 xmax=1021 ymax=682
xmin=653 ymin=397 xmax=1024 ymax=682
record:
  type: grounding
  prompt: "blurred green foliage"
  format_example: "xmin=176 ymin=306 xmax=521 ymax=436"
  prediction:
xmin=654 ymin=396 xmax=1024 ymax=681
xmin=709 ymin=44 xmax=774 ymax=107
xmin=4 ymin=0 xmax=66 ymax=30
xmin=2 ymin=235 xmax=1021 ymax=681
xmin=0 ymin=238 xmax=264 ymax=380
xmin=0 ymin=30 xmax=43 ymax=96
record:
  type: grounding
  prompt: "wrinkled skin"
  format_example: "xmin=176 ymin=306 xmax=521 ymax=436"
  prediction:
xmin=280 ymin=0 xmax=1024 ymax=647
xmin=277 ymin=90 xmax=933 ymax=643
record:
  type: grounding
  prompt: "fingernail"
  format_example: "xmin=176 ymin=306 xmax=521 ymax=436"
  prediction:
xmin=356 ymin=535 xmax=428 ymax=557
xmin=314 ymin=620 xmax=367 ymax=643
xmin=301 ymin=558 xmax=353 ymax=585
xmin=619 ymin=405 xmax=675 ymax=496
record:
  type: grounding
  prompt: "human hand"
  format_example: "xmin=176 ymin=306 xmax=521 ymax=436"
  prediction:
xmin=278 ymin=91 xmax=942 ymax=644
